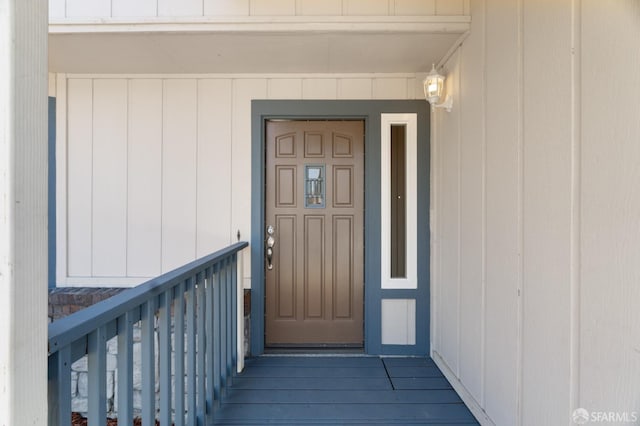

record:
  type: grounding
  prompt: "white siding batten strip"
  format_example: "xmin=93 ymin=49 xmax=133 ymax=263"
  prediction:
xmin=569 ymin=0 xmax=582 ymax=412
xmin=516 ymin=0 xmax=524 ymax=422
xmin=125 ymin=79 xmax=129 ymax=276
xmin=480 ymin=0 xmax=488 ymax=408
xmin=194 ymin=82 xmax=199 ymax=258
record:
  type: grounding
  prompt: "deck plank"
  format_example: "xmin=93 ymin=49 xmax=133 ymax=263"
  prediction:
xmin=211 ymin=356 xmax=477 ymax=425
xmin=224 ymin=389 xmax=464 ymax=404
xmin=382 ymin=357 xmax=437 ymax=367
xmin=239 ymin=366 xmax=388 ymax=378
xmin=244 ymin=356 xmax=383 ymax=368
xmin=385 ymin=365 xmax=445 ymax=378
xmin=213 ymin=402 xmax=477 ymax=422
xmin=232 ymin=376 xmax=393 ymax=390
xmin=391 ymin=377 xmax=454 ymax=390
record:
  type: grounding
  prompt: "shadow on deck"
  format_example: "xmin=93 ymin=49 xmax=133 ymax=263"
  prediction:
xmin=212 ymin=356 xmax=479 ymax=425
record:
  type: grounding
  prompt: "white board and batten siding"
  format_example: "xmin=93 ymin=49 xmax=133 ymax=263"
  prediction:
xmin=50 ymin=0 xmax=470 ymax=19
xmin=55 ymin=73 xmax=422 ymax=287
xmin=431 ymin=1 xmax=640 ymax=425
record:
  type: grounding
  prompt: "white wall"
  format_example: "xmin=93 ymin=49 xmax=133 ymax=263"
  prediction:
xmin=49 ymin=0 xmax=469 ymax=19
xmin=55 ymin=73 xmax=423 ymax=287
xmin=431 ymin=0 xmax=640 ymax=425
xmin=0 ymin=0 xmax=48 ymax=425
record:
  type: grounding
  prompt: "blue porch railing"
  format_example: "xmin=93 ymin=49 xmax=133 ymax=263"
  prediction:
xmin=48 ymin=241 xmax=249 ymax=426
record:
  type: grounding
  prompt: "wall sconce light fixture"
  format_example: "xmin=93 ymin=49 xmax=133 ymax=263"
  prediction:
xmin=423 ymin=64 xmax=452 ymax=112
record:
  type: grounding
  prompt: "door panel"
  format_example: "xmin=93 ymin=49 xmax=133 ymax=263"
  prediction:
xmin=275 ymin=215 xmax=296 ymax=319
xmin=265 ymin=120 xmax=364 ymax=346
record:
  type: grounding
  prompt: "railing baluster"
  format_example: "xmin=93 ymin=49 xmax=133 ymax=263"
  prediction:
xmin=141 ymin=299 xmax=156 ymax=426
xmin=236 ymin=251 xmax=245 ymax=373
xmin=205 ymin=266 xmax=215 ymax=418
xmin=196 ymin=272 xmax=206 ymax=426
xmin=48 ymin=345 xmax=71 ymax=426
xmin=213 ymin=263 xmax=221 ymax=403
xmin=117 ymin=311 xmax=134 ymax=425
xmin=231 ymin=254 xmax=238 ymax=374
xmin=159 ymin=290 xmax=172 ymax=426
xmin=174 ymin=282 xmax=186 ymax=426
xmin=186 ymin=277 xmax=197 ymax=426
xmin=226 ymin=257 xmax=233 ymax=384
xmin=220 ymin=258 xmax=228 ymax=395
xmin=88 ymin=325 xmax=107 ymax=426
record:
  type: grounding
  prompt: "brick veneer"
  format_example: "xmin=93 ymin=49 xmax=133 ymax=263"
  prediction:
xmin=48 ymin=287 xmax=127 ymax=322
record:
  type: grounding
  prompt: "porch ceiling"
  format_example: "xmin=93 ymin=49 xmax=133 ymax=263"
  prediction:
xmin=48 ymin=17 xmax=469 ymax=74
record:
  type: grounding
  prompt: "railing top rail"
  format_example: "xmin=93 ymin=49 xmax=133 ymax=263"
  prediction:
xmin=48 ymin=241 xmax=248 ymax=356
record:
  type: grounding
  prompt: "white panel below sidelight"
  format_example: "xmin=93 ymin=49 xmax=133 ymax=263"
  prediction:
xmin=381 ymin=299 xmax=416 ymax=345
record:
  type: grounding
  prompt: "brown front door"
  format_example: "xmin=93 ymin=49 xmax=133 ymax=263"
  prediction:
xmin=265 ymin=120 xmax=364 ymax=346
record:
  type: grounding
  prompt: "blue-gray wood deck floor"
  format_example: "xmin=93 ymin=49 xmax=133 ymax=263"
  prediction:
xmin=212 ymin=356 xmax=479 ymax=425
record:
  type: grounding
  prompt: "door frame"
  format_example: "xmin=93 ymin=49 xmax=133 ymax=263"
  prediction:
xmin=251 ymin=100 xmax=430 ymax=356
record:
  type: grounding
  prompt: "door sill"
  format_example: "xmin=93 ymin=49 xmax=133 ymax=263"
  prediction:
xmin=264 ymin=345 xmax=364 ymax=355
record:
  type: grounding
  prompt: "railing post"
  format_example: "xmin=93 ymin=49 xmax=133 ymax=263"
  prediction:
xmin=231 ymin=254 xmax=238 ymax=378
xmin=47 ymin=346 xmax=72 ymax=426
xmin=236 ymin=249 xmax=245 ymax=373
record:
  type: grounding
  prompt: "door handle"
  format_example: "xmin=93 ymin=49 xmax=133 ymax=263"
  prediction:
xmin=266 ymin=247 xmax=273 ymax=270
xmin=266 ymin=225 xmax=275 ymax=270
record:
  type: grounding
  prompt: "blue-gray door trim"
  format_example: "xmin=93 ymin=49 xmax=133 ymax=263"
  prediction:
xmin=251 ymin=100 xmax=430 ymax=356
xmin=49 ymin=96 xmax=56 ymax=289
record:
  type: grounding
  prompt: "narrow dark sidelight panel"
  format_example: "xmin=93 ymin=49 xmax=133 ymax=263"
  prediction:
xmin=391 ymin=125 xmax=407 ymax=279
